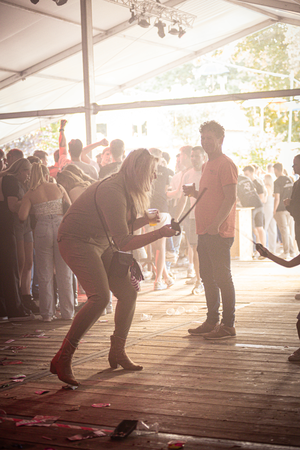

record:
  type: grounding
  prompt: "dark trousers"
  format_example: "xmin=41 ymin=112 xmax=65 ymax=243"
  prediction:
xmin=197 ymin=234 xmax=235 ymax=327
xmin=0 ymin=231 xmax=25 ymax=318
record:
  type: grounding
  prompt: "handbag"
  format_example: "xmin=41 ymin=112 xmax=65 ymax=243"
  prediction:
xmin=130 ymin=258 xmax=144 ymax=292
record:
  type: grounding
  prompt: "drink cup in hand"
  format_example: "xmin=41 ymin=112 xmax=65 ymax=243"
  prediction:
xmin=146 ymin=209 xmax=159 ymax=226
xmin=182 ymin=183 xmax=194 ymax=197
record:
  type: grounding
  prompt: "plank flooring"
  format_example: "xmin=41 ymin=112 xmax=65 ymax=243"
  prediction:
xmin=1 ymin=259 xmax=300 ymax=449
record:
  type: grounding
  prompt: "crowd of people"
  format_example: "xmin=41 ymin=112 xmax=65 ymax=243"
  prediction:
xmin=1 ymin=118 xmax=300 ymax=385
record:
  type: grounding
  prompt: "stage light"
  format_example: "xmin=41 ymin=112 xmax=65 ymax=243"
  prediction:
xmin=154 ymin=20 xmax=166 ymax=38
xmin=53 ymin=0 xmax=68 ymax=5
xmin=178 ymin=26 xmax=186 ymax=38
xmin=128 ymin=7 xmax=138 ymax=24
xmin=138 ymin=15 xmax=150 ymax=28
xmin=168 ymin=23 xmax=179 ymax=35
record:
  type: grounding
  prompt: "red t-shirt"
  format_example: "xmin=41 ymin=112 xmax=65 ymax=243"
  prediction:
xmin=195 ymin=153 xmax=238 ymax=238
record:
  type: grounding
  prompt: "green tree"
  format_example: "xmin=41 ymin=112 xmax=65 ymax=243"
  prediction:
xmin=3 ymin=121 xmax=60 ymax=158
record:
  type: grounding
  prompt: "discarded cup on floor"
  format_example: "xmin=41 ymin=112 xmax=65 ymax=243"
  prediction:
xmin=166 ymin=308 xmax=175 ymax=315
xmin=135 ymin=420 xmax=159 ymax=436
xmin=141 ymin=313 xmax=152 ymax=321
xmin=175 ymin=306 xmax=185 ymax=315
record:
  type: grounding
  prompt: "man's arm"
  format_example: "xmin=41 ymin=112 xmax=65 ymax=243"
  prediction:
xmin=81 ymin=139 xmax=109 ymax=164
xmin=205 ymin=184 xmax=237 ymax=235
xmin=273 ymin=193 xmax=280 ymax=215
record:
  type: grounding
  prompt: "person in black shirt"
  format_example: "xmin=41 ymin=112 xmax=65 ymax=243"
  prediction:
xmin=273 ymin=162 xmax=295 ymax=259
xmin=238 ymin=170 xmax=266 ymax=248
xmin=99 ymin=139 xmax=125 ymax=180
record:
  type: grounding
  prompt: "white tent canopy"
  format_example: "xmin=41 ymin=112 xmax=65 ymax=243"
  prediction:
xmin=1 ymin=0 xmax=300 ymax=145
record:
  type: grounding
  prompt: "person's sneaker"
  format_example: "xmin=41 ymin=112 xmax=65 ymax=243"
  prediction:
xmin=188 ymin=320 xmax=219 ymax=335
xmin=185 ymin=276 xmax=196 ymax=285
xmin=9 ymin=312 xmax=35 ymax=322
xmin=165 ymin=277 xmax=175 ymax=288
xmin=295 ymin=294 xmax=300 ymax=300
xmin=192 ymin=281 xmax=204 ymax=295
xmin=203 ymin=323 xmax=236 ymax=340
xmin=154 ymin=281 xmax=168 ymax=291
xmin=0 ymin=316 xmax=8 ymax=322
xmin=288 ymin=348 xmax=300 ymax=362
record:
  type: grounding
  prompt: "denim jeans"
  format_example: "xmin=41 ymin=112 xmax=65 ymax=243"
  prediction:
xmin=35 ymin=215 xmax=74 ymax=320
xmin=197 ymin=234 xmax=235 ymax=327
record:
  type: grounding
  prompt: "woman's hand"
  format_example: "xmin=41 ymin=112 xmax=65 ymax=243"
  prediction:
xmin=159 ymin=224 xmax=177 ymax=238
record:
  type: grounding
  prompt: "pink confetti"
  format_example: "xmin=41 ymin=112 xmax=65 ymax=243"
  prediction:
xmin=92 ymin=403 xmax=111 ymax=408
xmin=5 ymin=339 xmax=14 ymax=344
xmin=35 ymin=390 xmax=50 ymax=395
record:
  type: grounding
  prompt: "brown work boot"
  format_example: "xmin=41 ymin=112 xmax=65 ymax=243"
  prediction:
xmin=50 ymin=338 xmax=79 ymax=386
xmin=188 ymin=320 xmax=219 ymax=336
xmin=108 ymin=335 xmax=143 ymax=371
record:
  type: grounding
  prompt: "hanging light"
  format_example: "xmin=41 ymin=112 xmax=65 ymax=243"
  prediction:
xmin=168 ymin=22 xmax=179 ymax=35
xmin=154 ymin=19 xmax=166 ymax=38
xmin=138 ymin=15 xmax=151 ymax=28
xmin=53 ymin=0 xmax=68 ymax=4
xmin=128 ymin=7 xmax=138 ymax=24
xmin=178 ymin=26 xmax=186 ymax=38
xmin=30 ymin=0 xmax=39 ymax=4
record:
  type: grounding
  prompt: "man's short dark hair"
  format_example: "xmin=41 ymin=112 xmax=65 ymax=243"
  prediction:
xmin=199 ymin=120 xmax=225 ymax=139
xmin=294 ymin=154 xmax=300 ymax=163
xmin=33 ymin=150 xmax=48 ymax=160
xmin=7 ymin=148 xmax=23 ymax=160
xmin=273 ymin=162 xmax=283 ymax=172
xmin=69 ymin=139 xmax=83 ymax=158
xmin=243 ymin=165 xmax=255 ymax=174
xmin=110 ymin=139 xmax=124 ymax=160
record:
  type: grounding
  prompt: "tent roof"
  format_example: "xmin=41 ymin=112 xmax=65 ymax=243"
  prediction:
xmin=1 ymin=0 xmax=300 ymax=145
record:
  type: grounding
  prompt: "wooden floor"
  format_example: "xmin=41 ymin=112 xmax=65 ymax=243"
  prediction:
xmin=1 ymin=259 xmax=300 ymax=449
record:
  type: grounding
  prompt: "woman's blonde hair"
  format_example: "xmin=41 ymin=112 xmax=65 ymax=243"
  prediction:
xmin=29 ymin=163 xmax=49 ymax=190
xmin=63 ymin=164 xmax=95 ymax=184
xmin=120 ymin=148 xmax=157 ymax=214
xmin=264 ymin=173 xmax=274 ymax=191
xmin=57 ymin=170 xmax=91 ymax=193
xmin=0 ymin=157 xmax=31 ymax=178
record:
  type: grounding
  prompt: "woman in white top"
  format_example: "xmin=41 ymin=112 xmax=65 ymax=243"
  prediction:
xmin=19 ymin=163 xmax=73 ymax=321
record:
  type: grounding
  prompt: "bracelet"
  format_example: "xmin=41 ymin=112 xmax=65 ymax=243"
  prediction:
xmin=59 ymin=129 xmax=64 ymax=132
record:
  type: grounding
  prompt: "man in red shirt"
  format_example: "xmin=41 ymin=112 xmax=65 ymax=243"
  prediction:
xmin=185 ymin=120 xmax=238 ymax=339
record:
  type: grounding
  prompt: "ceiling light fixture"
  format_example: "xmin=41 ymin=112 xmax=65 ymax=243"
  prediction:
xmin=30 ymin=0 xmax=39 ymax=4
xmin=154 ymin=19 xmax=166 ymax=38
xmin=138 ymin=15 xmax=151 ymax=28
xmin=168 ymin=22 xmax=179 ymax=35
xmin=178 ymin=26 xmax=186 ymax=38
xmin=128 ymin=7 xmax=138 ymax=24
xmin=53 ymin=0 xmax=68 ymax=5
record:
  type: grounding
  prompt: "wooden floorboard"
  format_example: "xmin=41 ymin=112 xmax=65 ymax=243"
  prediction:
xmin=1 ymin=259 xmax=300 ymax=449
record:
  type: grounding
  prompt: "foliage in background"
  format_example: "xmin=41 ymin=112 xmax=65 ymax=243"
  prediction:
xmin=3 ymin=121 xmax=60 ymax=157
xmin=233 ymin=128 xmax=282 ymax=169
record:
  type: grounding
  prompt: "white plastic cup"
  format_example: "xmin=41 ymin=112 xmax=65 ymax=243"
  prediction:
xmin=166 ymin=308 xmax=175 ymax=315
xmin=175 ymin=306 xmax=185 ymax=315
